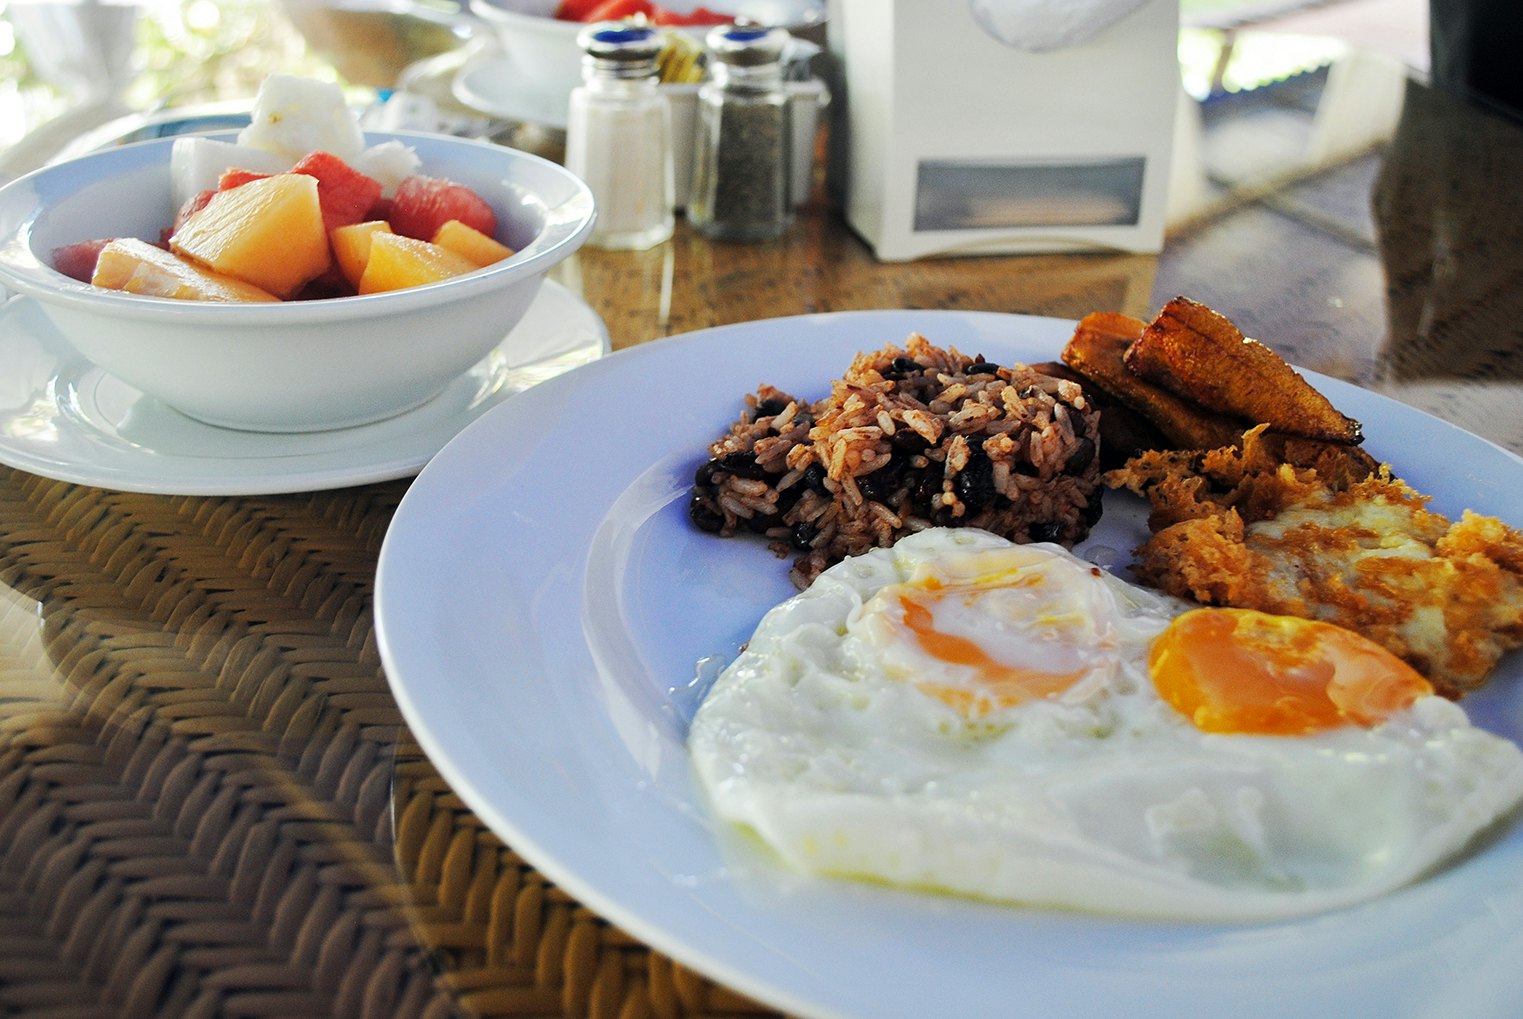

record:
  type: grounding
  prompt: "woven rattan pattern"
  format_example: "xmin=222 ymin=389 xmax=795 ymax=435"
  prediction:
xmin=0 ymin=467 xmax=780 ymax=1019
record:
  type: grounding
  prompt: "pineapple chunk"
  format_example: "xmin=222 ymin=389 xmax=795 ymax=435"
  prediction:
xmin=170 ymin=173 xmax=331 ymax=298
xmin=92 ymin=238 xmax=279 ymax=302
xmin=432 ymin=219 xmax=514 ymax=268
xmin=330 ymin=220 xmax=394 ymax=291
xmin=358 ymin=233 xmax=481 ymax=294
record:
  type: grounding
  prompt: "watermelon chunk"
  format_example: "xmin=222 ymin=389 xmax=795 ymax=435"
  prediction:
xmin=651 ymin=4 xmax=729 ymax=24
xmin=389 ymin=175 xmax=497 ymax=243
xmin=291 ymin=151 xmax=384 ymax=232
xmin=218 ymin=168 xmax=271 ymax=191
xmin=293 ymin=262 xmax=356 ymax=301
xmin=53 ymin=239 xmax=115 ymax=282
xmin=163 ymin=188 xmax=217 ymax=243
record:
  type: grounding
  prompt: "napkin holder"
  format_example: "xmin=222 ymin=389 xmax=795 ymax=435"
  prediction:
xmin=826 ymin=0 xmax=1179 ymax=261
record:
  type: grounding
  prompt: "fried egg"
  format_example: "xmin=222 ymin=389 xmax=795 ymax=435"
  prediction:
xmin=687 ymin=528 xmax=1523 ymax=921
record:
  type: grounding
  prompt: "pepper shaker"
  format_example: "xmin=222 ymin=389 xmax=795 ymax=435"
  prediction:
xmin=565 ymin=21 xmax=675 ymax=251
xmin=688 ymin=23 xmax=793 ymax=242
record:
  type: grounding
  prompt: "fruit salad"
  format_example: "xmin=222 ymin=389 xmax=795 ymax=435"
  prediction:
xmin=54 ymin=76 xmax=515 ymax=303
xmin=552 ymin=0 xmax=729 ymax=25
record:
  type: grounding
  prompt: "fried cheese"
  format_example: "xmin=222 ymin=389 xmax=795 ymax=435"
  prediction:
xmin=1108 ymin=427 xmax=1523 ymax=698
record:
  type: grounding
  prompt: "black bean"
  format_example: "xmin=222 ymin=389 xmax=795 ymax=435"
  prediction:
xmin=753 ymin=397 xmax=789 ymax=419
xmin=689 ymin=494 xmax=725 ymax=533
xmin=744 ymin=511 xmax=780 ymax=534
xmin=891 ymin=429 xmax=931 ymax=453
xmin=859 ymin=452 xmax=909 ymax=503
xmin=856 ymin=475 xmax=886 ymax=504
xmin=694 ymin=458 xmax=721 ymax=488
xmin=955 ymin=451 xmax=996 ymax=513
xmin=1028 ymin=520 xmax=1064 ymax=543
xmin=1082 ymin=494 xmax=1105 ymax=526
xmin=791 ymin=520 xmax=819 ymax=550
xmin=965 ymin=359 xmax=1001 ymax=375
xmin=1066 ymin=407 xmax=1088 ymax=440
xmin=802 ymin=462 xmax=829 ymax=493
xmin=718 ymin=450 xmax=770 ymax=480
xmin=881 ymin=356 xmax=922 ymax=381
xmin=1063 ymin=438 xmax=1096 ymax=476
xmin=1012 ymin=460 xmax=1039 ymax=477
xmin=912 ymin=472 xmax=943 ymax=515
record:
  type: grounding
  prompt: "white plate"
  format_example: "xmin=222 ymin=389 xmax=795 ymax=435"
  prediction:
xmin=0 ymin=279 xmax=607 ymax=495
xmin=375 ymin=310 xmax=1523 ymax=1019
xmin=453 ymin=53 xmax=573 ymax=129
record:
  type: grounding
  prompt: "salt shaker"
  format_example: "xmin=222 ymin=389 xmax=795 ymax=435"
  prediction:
xmin=565 ymin=21 xmax=675 ymax=250
xmin=688 ymin=23 xmax=793 ymax=242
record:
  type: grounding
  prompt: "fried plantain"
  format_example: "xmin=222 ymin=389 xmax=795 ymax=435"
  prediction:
xmin=1060 ymin=311 xmax=1246 ymax=451
xmin=1060 ymin=310 xmax=1376 ymax=485
xmin=1123 ymin=296 xmax=1364 ymax=445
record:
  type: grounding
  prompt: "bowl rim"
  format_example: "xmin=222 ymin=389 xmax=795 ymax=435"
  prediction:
xmin=468 ymin=0 xmax=579 ymax=29
xmin=0 ymin=128 xmax=595 ymax=324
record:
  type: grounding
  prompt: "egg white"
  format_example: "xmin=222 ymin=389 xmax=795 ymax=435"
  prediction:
xmin=687 ymin=528 xmax=1523 ymax=921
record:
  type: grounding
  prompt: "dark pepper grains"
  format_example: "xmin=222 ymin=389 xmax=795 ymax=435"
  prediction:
xmin=689 ymin=99 xmax=790 ymax=239
xmin=687 ymin=25 xmax=793 ymax=241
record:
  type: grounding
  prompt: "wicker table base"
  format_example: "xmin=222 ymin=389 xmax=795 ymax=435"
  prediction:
xmin=0 ymin=469 xmax=778 ymax=1018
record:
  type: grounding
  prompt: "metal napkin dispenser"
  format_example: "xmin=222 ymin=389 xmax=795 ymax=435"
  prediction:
xmin=826 ymin=0 xmax=1179 ymax=260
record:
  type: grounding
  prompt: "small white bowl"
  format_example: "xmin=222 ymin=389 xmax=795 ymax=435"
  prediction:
xmin=469 ymin=0 xmax=824 ymax=123
xmin=469 ymin=0 xmax=590 ymax=112
xmin=0 ymin=130 xmax=595 ymax=432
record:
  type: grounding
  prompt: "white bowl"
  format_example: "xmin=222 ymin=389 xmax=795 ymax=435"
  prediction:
xmin=469 ymin=0 xmax=590 ymax=113
xmin=0 ymin=130 xmax=595 ymax=432
xmin=468 ymin=0 xmax=824 ymax=123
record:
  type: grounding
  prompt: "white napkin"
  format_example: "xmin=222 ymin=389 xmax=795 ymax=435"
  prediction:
xmin=967 ymin=0 xmax=1151 ymax=52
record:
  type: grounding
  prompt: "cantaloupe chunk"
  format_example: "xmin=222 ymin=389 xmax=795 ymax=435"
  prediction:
xmin=432 ymin=219 xmax=514 ymax=268
xmin=358 ymin=232 xmax=481 ymax=294
xmin=170 ymin=173 xmax=331 ymax=298
xmin=331 ymin=220 xmax=394 ymax=291
xmin=92 ymin=238 xmax=280 ymax=302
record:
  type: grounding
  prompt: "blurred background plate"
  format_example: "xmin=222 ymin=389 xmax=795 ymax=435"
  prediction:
xmin=452 ymin=51 xmax=576 ymax=128
xmin=276 ymin=0 xmax=480 ymax=88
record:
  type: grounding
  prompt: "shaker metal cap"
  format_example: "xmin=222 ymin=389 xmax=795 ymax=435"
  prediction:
xmin=577 ymin=21 xmax=663 ymax=61
xmin=703 ymin=23 xmax=789 ymax=66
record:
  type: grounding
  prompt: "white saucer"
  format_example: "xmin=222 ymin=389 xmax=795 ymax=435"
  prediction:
xmin=0 ymin=279 xmax=608 ymax=496
xmin=453 ymin=53 xmax=571 ymax=130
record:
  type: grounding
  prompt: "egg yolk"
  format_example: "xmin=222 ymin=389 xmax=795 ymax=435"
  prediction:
xmin=1150 ymin=607 xmax=1434 ymax=735
xmin=892 ymin=563 xmax=1099 ymax=717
